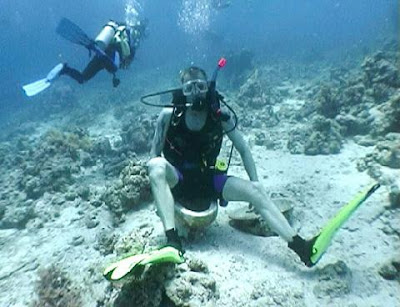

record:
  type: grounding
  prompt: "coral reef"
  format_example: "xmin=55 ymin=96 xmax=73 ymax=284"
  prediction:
xmin=42 ymin=128 xmax=93 ymax=160
xmin=164 ymin=257 xmax=219 ymax=307
xmin=286 ymin=50 xmax=399 ymax=154
xmin=373 ymin=140 xmax=400 ymax=169
xmin=235 ymin=69 xmax=281 ymax=129
xmin=0 ymin=202 xmax=5 ymax=220
xmin=120 ymin=115 xmax=154 ymax=154
xmin=287 ymin=126 xmax=309 ymax=155
xmin=113 ymin=229 xmax=149 ymax=256
xmin=110 ymin=264 xmax=171 ymax=307
xmin=92 ymin=137 xmax=114 ymax=157
xmin=17 ymin=128 xmax=93 ymax=199
xmin=362 ymin=51 xmax=399 ymax=100
xmin=388 ymin=183 xmax=400 ymax=209
xmin=345 ymin=51 xmax=399 ymax=136
xmin=316 ymin=84 xmax=341 ymax=119
xmin=313 ymin=261 xmax=353 ymax=299
xmin=95 ymin=229 xmax=118 ymax=255
xmin=250 ymin=279 xmax=305 ymax=306
xmin=288 ymin=116 xmax=342 ymax=155
xmin=357 ymin=133 xmax=400 ymax=185
xmin=378 ymin=208 xmax=400 ymax=238
xmin=0 ymin=142 xmax=11 ymax=167
xmin=237 ymin=69 xmax=270 ymax=109
xmin=103 ymin=153 xmax=132 ymax=177
xmin=304 ymin=117 xmax=342 ymax=155
xmin=102 ymin=254 xmax=218 ymax=307
xmin=99 ymin=228 xmax=174 ymax=306
xmin=102 ymin=233 xmax=171 ymax=307
xmin=370 ymin=91 xmax=400 ymax=136
xmin=335 ymin=113 xmax=371 ymax=137
xmin=101 ymin=160 xmax=151 ymax=219
xmin=0 ymin=200 xmax=34 ymax=229
xmin=33 ymin=265 xmax=82 ymax=307
xmin=290 ymin=49 xmax=399 ymax=150
xmin=379 ymin=258 xmax=400 ymax=282
xmin=254 ymin=131 xmax=278 ymax=149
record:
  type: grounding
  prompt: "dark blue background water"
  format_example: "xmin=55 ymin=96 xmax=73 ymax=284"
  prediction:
xmin=0 ymin=0 xmax=397 ymax=113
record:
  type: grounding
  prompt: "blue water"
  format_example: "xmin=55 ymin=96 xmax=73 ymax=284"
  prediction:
xmin=0 ymin=0 xmax=397 ymax=113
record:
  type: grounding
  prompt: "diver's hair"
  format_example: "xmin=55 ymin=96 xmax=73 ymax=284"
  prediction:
xmin=180 ymin=66 xmax=207 ymax=83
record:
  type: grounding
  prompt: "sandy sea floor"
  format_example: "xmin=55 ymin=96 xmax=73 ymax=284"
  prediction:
xmin=0 ymin=108 xmax=398 ymax=307
xmin=0 ymin=60 xmax=399 ymax=306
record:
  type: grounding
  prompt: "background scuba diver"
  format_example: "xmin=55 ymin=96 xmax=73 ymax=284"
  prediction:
xmin=146 ymin=66 xmax=316 ymax=267
xmin=60 ymin=19 xmax=147 ymax=88
xmin=22 ymin=17 xmax=147 ymax=96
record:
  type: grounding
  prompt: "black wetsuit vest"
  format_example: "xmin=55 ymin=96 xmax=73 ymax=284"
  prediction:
xmin=163 ymin=93 xmax=225 ymax=172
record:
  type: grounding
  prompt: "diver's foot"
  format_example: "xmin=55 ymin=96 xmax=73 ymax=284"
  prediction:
xmin=59 ymin=63 xmax=69 ymax=75
xmin=166 ymin=228 xmax=184 ymax=253
xmin=112 ymin=77 xmax=120 ymax=88
xmin=288 ymin=235 xmax=317 ymax=267
xmin=46 ymin=63 xmax=65 ymax=82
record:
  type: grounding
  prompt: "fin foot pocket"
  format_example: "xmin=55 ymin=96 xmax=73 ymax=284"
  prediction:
xmin=103 ymin=246 xmax=185 ymax=281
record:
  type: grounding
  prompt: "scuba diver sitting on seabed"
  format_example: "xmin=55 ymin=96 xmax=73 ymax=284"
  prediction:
xmin=22 ymin=17 xmax=147 ymax=96
xmin=146 ymin=65 xmax=316 ymax=267
xmin=103 ymin=62 xmax=380 ymax=280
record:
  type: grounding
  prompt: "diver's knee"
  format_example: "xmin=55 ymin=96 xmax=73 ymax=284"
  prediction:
xmin=247 ymin=181 xmax=265 ymax=202
xmin=147 ymin=157 xmax=168 ymax=182
xmin=251 ymin=181 xmax=264 ymax=193
xmin=147 ymin=157 xmax=165 ymax=169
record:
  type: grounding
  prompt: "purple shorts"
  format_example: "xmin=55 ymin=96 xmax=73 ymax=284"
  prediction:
xmin=173 ymin=167 xmax=229 ymax=203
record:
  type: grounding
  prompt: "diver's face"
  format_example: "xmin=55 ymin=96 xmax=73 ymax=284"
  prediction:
xmin=182 ymin=77 xmax=208 ymax=110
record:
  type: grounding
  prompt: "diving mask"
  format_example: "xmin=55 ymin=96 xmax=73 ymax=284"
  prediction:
xmin=182 ymin=79 xmax=208 ymax=96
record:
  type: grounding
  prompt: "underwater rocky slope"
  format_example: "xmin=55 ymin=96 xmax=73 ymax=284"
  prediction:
xmin=0 ymin=43 xmax=399 ymax=306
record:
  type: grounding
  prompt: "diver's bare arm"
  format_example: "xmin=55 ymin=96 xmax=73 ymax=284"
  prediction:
xmin=223 ymin=119 xmax=259 ymax=181
xmin=150 ymin=109 xmax=172 ymax=158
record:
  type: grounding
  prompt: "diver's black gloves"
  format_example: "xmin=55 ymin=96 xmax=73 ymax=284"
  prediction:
xmin=166 ymin=228 xmax=184 ymax=254
xmin=112 ymin=77 xmax=120 ymax=88
xmin=288 ymin=235 xmax=317 ymax=267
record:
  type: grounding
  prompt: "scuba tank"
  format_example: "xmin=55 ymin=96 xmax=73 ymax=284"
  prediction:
xmin=95 ymin=20 xmax=118 ymax=51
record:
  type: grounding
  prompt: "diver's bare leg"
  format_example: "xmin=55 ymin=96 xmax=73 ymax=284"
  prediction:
xmin=222 ymin=177 xmax=296 ymax=242
xmin=147 ymin=157 xmax=180 ymax=231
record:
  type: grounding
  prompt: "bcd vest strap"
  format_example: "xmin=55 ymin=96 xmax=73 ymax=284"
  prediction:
xmin=113 ymin=26 xmax=131 ymax=58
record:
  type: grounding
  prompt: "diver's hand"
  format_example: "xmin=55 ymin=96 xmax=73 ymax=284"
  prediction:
xmin=113 ymin=77 xmax=120 ymax=88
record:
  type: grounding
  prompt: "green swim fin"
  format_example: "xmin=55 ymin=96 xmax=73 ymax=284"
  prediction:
xmin=104 ymin=246 xmax=185 ymax=281
xmin=310 ymin=183 xmax=381 ymax=266
xmin=104 ymin=253 xmax=148 ymax=281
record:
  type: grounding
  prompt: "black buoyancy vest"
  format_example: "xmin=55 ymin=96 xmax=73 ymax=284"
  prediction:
xmin=163 ymin=94 xmax=224 ymax=170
